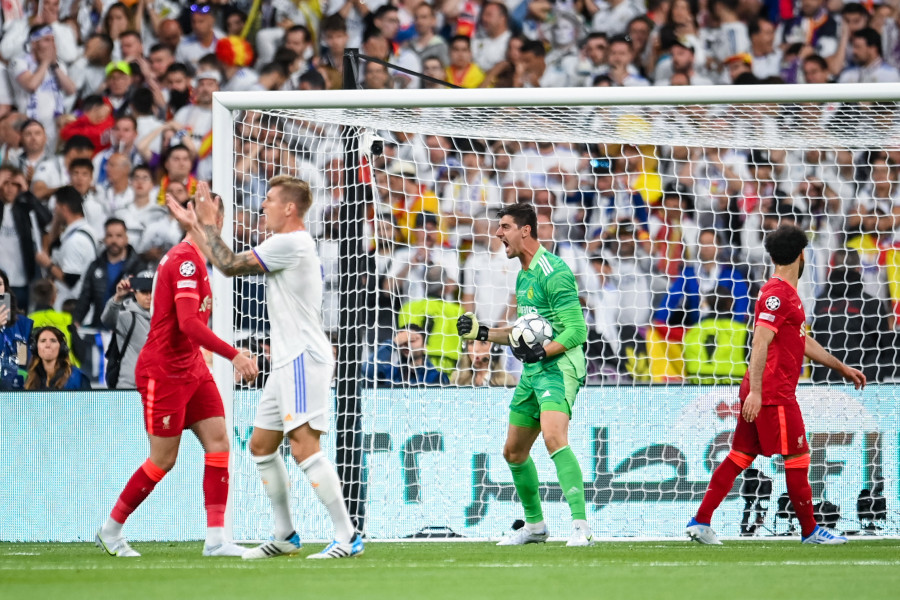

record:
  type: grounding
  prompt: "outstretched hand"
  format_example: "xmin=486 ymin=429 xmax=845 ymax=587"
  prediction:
xmin=193 ymin=180 xmax=219 ymax=226
xmin=166 ymin=193 xmax=197 ymax=231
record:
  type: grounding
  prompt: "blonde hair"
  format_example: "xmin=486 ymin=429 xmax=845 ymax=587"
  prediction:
xmin=269 ymin=175 xmax=312 ymax=216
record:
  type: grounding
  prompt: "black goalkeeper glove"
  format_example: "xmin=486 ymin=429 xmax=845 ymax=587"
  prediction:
xmin=511 ymin=340 xmax=547 ymax=364
xmin=457 ymin=311 xmax=489 ymax=341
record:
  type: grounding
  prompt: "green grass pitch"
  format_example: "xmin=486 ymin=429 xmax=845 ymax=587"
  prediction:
xmin=3 ymin=540 xmax=899 ymax=600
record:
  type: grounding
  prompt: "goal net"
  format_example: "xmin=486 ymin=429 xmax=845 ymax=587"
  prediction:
xmin=213 ymin=86 xmax=898 ymax=541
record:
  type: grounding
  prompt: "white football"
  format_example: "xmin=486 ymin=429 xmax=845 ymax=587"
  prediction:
xmin=510 ymin=313 xmax=553 ymax=349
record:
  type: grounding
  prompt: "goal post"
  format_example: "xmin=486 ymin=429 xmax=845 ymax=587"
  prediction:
xmin=212 ymin=84 xmax=900 ymax=541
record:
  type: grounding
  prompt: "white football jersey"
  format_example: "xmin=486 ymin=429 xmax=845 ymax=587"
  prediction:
xmin=252 ymin=230 xmax=333 ymax=367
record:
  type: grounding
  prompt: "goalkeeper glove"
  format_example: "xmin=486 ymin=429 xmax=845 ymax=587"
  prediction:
xmin=511 ymin=340 xmax=547 ymax=364
xmin=457 ymin=312 xmax=489 ymax=341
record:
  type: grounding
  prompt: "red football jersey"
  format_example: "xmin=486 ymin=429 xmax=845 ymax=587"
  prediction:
xmin=136 ymin=241 xmax=212 ymax=380
xmin=739 ymin=276 xmax=807 ymax=405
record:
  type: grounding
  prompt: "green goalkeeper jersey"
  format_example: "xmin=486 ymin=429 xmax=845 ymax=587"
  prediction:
xmin=515 ymin=246 xmax=587 ymax=375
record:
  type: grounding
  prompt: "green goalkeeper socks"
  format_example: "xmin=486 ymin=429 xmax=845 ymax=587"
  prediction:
xmin=507 ymin=456 xmax=544 ymax=524
xmin=551 ymin=445 xmax=587 ymax=521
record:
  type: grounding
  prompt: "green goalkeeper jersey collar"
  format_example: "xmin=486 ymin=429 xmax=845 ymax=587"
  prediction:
xmin=527 ymin=245 xmax=549 ymax=273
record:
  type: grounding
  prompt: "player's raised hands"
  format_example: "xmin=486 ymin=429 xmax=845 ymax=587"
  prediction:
xmin=232 ymin=351 xmax=260 ymax=383
xmin=193 ymin=180 xmax=219 ymax=226
xmin=166 ymin=192 xmax=197 ymax=231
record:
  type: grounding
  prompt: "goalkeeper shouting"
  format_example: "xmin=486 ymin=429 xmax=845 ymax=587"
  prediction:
xmin=457 ymin=203 xmax=592 ymax=546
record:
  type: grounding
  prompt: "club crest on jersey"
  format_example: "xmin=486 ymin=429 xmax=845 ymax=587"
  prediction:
xmin=765 ymin=296 xmax=781 ymax=311
xmin=179 ymin=261 xmax=196 ymax=277
xmin=527 ymin=287 xmax=534 ymax=300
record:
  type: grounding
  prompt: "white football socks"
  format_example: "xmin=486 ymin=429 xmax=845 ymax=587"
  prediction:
xmin=525 ymin=520 xmax=547 ymax=534
xmin=299 ymin=451 xmax=355 ymax=544
xmin=206 ymin=526 xmax=225 ymax=547
xmin=101 ymin=518 xmax=123 ymax=539
xmin=252 ymin=452 xmax=295 ymax=540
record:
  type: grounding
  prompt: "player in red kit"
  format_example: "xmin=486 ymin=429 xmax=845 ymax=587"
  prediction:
xmin=95 ymin=193 xmax=259 ymax=557
xmin=686 ymin=225 xmax=866 ymax=545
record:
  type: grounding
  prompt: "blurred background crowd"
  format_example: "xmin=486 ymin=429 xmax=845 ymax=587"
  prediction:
xmin=0 ymin=0 xmax=898 ymax=391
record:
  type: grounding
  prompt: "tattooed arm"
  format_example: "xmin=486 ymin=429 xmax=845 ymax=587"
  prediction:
xmin=198 ymin=223 xmax=266 ymax=277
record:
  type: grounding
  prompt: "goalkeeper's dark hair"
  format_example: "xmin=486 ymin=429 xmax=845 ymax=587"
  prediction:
xmin=764 ymin=224 xmax=808 ymax=265
xmin=497 ymin=203 xmax=538 ymax=239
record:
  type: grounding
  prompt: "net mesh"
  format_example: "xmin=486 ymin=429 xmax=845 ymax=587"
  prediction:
xmin=224 ymin=99 xmax=898 ymax=540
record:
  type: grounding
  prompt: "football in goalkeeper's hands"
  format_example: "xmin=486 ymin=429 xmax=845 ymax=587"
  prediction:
xmin=510 ymin=314 xmax=553 ymax=350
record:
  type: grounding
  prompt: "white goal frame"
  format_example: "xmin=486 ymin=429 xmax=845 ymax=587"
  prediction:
xmin=211 ymin=83 xmax=900 ymax=540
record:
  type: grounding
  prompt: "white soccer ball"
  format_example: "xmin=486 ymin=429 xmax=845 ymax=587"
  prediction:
xmin=510 ymin=313 xmax=553 ymax=349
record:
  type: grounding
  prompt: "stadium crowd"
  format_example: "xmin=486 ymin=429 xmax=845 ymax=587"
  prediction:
xmin=0 ymin=0 xmax=898 ymax=390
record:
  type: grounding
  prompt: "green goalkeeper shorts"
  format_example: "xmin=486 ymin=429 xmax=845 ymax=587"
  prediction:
xmin=508 ymin=356 xmax=585 ymax=429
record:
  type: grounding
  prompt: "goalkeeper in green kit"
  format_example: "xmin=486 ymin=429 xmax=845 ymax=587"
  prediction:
xmin=457 ymin=203 xmax=593 ymax=546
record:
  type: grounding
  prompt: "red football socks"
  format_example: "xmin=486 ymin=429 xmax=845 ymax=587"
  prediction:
xmin=695 ymin=455 xmax=746 ymax=524
xmin=111 ymin=459 xmax=167 ymax=524
xmin=785 ymin=455 xmax=816 ymax=537
xmin=204 ymin=452 xmax=230 ymax=528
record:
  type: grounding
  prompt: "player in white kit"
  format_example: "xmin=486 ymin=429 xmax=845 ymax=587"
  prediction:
xmin=168 ymin=178 xmax=362 ymax=559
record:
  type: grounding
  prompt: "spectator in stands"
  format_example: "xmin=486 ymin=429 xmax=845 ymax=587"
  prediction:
xmin=59 ymin=95 xmax=114 ymax=156
xmin=0 ymin=0 xmax=79 ymax=66
xmin=101 ymin=270 xmax=153 ymax=389
xmin=363 ymin=323 xmax=448 ymax=387
xmin=830 ymin=3 xmax=872 ymax=75
xmin=576 ymin=33 xmax=609 ymax=86
xmin=115 ymin=164 xmax=166 ymax=252
xmin=446 ymin=35 xmax=485 ymax=88
xmin=519 ymin=39 xmax=578 ymax=87
xmin=682 ymin=287 xmax=749 ymax=384
xmin=471 ymin=2 xmax=511 ymax=72
xmin=398 ymin=263 xmax=465 ymax=373
xmin=801 ymin=54 xmax=832 ymax=84
xmin=0 ymin=165 xmax=48 ymax=308
xmin=364 ymin=62 xmax=392 ymax=90
xmin=708 ymin=0 xmax=751 ymax=81
xmin=320 ymin=14 xmax=349 ymax=71
xmin=28 ymin=279 xmax=77 ymax=358
xmin=31 ymin=134 xmax=94 ymax=202
xmin=649 ymin=228 xmax=749 ymax=381
xmin=839 ymin=28 xmax=900 ymax=83
xmin=35 ymin=187 xmax=98 ymax=308
xmin=71 ymin=33 xmax=114 ymax=100
xmin=96 ymin=153 xmax=134 ymax=215
xmin=94 ymin=116 xmax=140 ymax=186
xmin=251 ymin=62 xmax=290 ymax=91
xmin=177 ymin=3 xmax=220 ymax=69
xmin=604 ymin=34 xmax=650 ymax=86
xmin=156 ymin=144 xmax=196 ymax=205
xmin=748 ymin=18 xmax=782 ymax=80
xmin=63 ymin=158 xmax=106 ymax=236
xmin=422 ymin=56 xmax=449 ymax=88
xmin=24 ymin=325 xmax=90 ymax=390
xmin=218 ymin=36 xmax=258 ymax=92
xmin=73 ymin=218 xmax=146 ymax=330
xmin=0 ymin=112 xmax=26 ymax=165
xmin=724 ymin=53 xmax=753 ymax=84
xmin=780 ymin=0 xmax=839 ymax=60
xmin=8 ymin=25 xmax=77 ymax=150
xmin=451 ymin=339 xmax=517 ymax=386
xmin=812 ymin=250 xmax=888 ymax=383
xmin=14 ymin=120 xmax=51 ymax=190
xmin=102 ymin=61 xmax=134 ymax=115
xmin=586 ymin=0 xmax=644 ymax=37
xmin=0 ymin=268 xmax=33 ymax=390
xmin=410 ymin=2 xmax=450 ymax=66
xmin=654 ymin=38 xmax=714 ymax=86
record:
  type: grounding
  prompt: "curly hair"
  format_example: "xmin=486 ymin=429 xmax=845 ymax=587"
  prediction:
xmin=764 ymin=224 xmax=809 ymax=266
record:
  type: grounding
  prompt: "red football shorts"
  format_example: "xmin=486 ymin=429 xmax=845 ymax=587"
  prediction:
xmin=732 ymin=402 xmax=810 ymax=457
xmin=136 ymin=371 xmax=224 ymax=437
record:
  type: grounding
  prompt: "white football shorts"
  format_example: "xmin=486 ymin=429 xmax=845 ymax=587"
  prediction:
xmin=254 ymin=353 xmax=334 ymax=433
